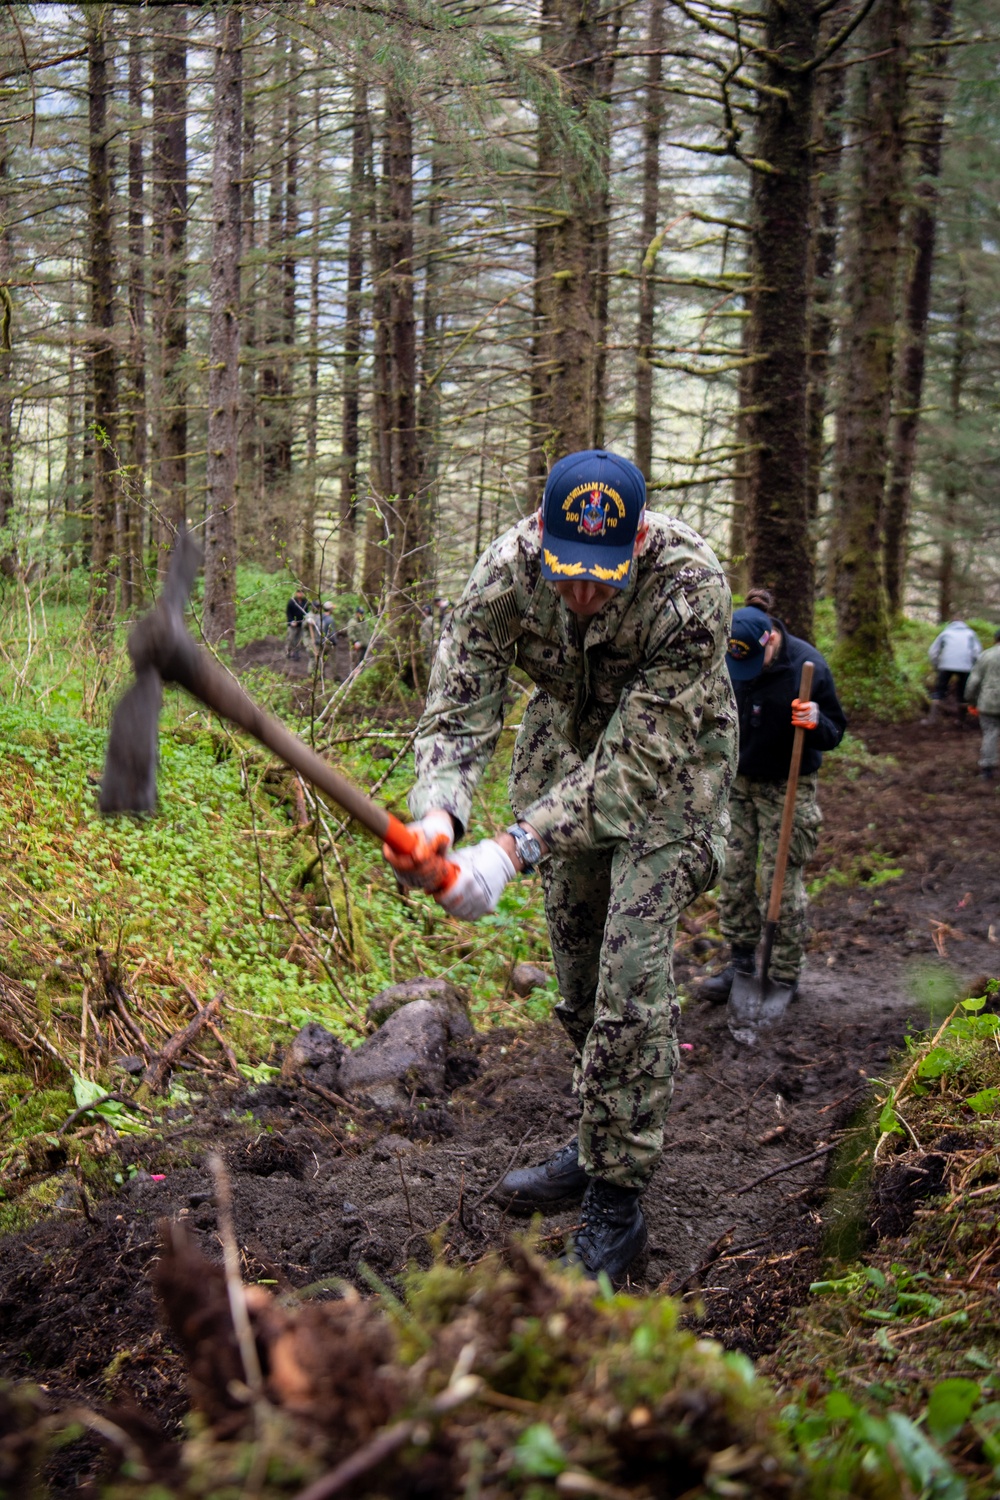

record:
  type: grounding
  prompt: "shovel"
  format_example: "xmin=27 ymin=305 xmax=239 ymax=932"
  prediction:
xmin=727 ymin=659 xmax=814 ymax=1046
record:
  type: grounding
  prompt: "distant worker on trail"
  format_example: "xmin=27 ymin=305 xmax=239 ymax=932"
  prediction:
xmin=285 ymin=588 xmax=309 ymax=661
xmin=964 ymin=627 xmax=1000 ymax=782
xmin=382 ymin=449 xmax=737 ymax=1283
xmin=349 ymin=606 xmax=371 ymax=669
xmin=699 ymin=587 xmax=847 ymax=1007
xmin=927 ymin=618 xmax=981 ymax=724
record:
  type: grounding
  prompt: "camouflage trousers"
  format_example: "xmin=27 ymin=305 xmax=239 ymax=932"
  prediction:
xmin=718 ymin=773 xmax=822 ymax=984
xmin=541 ymin=834 xmax=722 ymax=1191
xmin=978 ymin=712 xmax=1000 ymax=770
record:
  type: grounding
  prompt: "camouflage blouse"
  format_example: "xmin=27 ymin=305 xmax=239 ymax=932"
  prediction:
xmin=409 ymin=512 xmax=738 ymax=857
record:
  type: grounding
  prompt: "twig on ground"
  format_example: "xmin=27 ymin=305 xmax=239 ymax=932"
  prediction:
xmin=396 ymin=1150 xmax=417 ymax=1234
xmin=208 ymin=1153 xmax=263 ymax=1397
xmin=298 ymin=1076 xmax=368 ymax=1120
xmin=141 ymin=999 xmax=220 ymax=1093
xmin=58 ymin=1092 xmax=152 ymax=1135
xmin=662 ymin=1225 xmax=736 ymax=1296
xmin=735 ymin=1140 xmax=839 ymax=1195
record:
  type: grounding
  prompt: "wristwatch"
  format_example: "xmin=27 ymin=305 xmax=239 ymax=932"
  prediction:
xmin=506 ymin=823 xmax=543 ymax=874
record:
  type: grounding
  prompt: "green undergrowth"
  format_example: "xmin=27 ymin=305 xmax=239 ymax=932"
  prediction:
xmin=0 ymin=592 xmax=551 ymax=1227
xmin=767 ymin=982 xmax=1000 ymax=1499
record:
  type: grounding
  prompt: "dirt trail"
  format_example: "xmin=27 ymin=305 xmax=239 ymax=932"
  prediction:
xmin=0 ymin=711 xmax=997 ymax=1472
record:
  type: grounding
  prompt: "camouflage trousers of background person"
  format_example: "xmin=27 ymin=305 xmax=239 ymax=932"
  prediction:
xmin=718 ymin=773 xmax=823 ymax=985
xmin=978 ymin=712 xmax=1000 ymax=770
xmin=540 ymin=833 xmax=723 ymax=1192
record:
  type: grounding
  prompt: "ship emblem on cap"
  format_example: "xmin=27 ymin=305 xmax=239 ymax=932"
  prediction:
xmin=580 ymin=490 xmax=607 ymax=536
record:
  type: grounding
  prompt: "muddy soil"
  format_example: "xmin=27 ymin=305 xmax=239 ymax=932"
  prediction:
xmin=1 ymin=709 xmax=997 ymax=1486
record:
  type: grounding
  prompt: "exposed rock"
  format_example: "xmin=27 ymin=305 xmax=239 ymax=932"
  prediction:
xmin=339 ymin=1000 xmax=449 ymax=1109
xmin=510 ymin=962 xmax=549 ymax=997
xmin=366 ymin=977 xmax=474 ymax=1044
xmin=280 ymin=1022 xmax=348 ymax=1090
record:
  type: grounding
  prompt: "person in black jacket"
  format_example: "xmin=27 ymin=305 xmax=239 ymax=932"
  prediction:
xmin=285 ymin=588 xmax=309 ymax=660
xmin=700 ymin=587 xmax=847 ymax=1003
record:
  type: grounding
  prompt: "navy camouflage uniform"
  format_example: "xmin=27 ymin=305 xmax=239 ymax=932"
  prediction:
xmin=408 ymin=511 xmax=737 ymax=1190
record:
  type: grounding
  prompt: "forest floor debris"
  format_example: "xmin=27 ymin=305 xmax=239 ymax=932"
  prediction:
xmin=0 ymin=713 xmax=998 ymax=1495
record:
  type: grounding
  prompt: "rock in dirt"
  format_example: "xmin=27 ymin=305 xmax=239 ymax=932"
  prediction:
xmin=366 ymin=977 xmax=474 ymax=1042
xmin=280 ymin=1022 xmax=348 ymax=1090
xmin=510 ymin=962 xmax=549 ymax=997
xmin=340 ymin=1000 xmax=449 ymax=1109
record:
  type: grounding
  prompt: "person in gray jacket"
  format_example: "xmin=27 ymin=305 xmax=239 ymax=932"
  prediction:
xmin=964 ymin=628 xmax=1000 ymax=781
xmin=928 ymin=619 xmax=981 ymax=721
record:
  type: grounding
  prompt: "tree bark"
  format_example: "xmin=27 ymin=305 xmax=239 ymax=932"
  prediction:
xmin=87 ymin=5 xmax=118 ymax=634
xmin=302 ymin=78 xmax=321 ymax=593
xmin=338 ymin=82 xmax=370 ymax=593
xmin=938 ymin=271 xmax=967 ymax=621
xmin=0 ymin=139 xmax=14 ymax=570
xmin=121 ymin=26 xmax=146 ymax=607
xmin=634 ymin=0 xmax=665 ymax=483
xmin=831 ymin=0 xmax=910 ymax=671
xmin=528 ymin=0 xmax=619 ymax=507
xmin=150 ymin=4 xmax=188 ymax=571
xmin=883 ymin=0 xmax=954 ymax=618
xmin=382 ymin=86 xmax=424 ymax=687
xmin=743 ymin=0 xmax=821 ymax=640
xmin=804 ymin=6 xmax=848 ymax=543
xmin=203 ymin=5 xmax=242 ymax=650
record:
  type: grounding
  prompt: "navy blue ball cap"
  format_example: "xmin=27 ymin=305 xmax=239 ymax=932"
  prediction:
xmin=540 ymin=449 xmax=645 ymax=590
xmin=726 ymin=605 xmax=773 ymax=681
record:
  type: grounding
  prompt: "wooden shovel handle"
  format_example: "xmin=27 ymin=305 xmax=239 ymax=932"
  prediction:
xmin=765 ymin=659 xmax=815 ymax=927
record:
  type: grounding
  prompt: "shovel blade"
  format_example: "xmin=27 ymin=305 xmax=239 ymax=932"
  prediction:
xmin=726 ymin=970 xmax=796 ymax=1045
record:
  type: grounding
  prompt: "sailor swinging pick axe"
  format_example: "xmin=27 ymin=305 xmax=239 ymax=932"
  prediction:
xmin=100 ymin=458 xmax=739 ymax=1286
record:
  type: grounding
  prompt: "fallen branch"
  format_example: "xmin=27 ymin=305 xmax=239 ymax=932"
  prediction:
xmin=735 ymin=1141 xmax=839 ymax=1195
xmin=293 ymin=1372 xmax=482 ymax=1500
xmin=298 ymin=1076 xmax=369 ymax=1120
xmin=663 ymin=1224 xmax=736 ymax=1296
xmin=141 ymin=998 xmax=220 ymax=1094
xmin=58 ymin=1091 xmax=152 ymax=1135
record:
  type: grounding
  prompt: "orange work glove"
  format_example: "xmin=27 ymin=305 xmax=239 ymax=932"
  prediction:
xmin=383 ymin=808 xmax=454 ymax=891
xmin=791 ymin=698 xmax=819 ymax=730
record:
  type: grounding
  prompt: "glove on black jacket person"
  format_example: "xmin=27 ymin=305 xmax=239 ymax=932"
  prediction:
xmin=732 ymin=619 xmax=846 ymax=782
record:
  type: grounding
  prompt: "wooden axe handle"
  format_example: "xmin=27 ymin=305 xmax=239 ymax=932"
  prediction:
xmin=179 ymin=641 xmax=458 ymax=893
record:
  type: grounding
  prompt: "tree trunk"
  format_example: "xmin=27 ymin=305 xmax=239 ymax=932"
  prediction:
xmin=831 ymin=0 xmax=909 ymax=672
xmin=382 ymin=86 xmax=424 ymax=687
xmin=259 ymin=32 xmax=297 ymax=566
xmin=528 ymin=0 xmax=619 ymax=507
xmin=150 ymin=4 xmax=188 ymax=570
xmin=338 ymin=82 xmax=370 ymax=593
xmin=203 ymin=5 xmax=242 ymax=650
xmin=240 ymin=83 xmax=260 ymax=559
xmin=0 ymin=140 xmax=14 ymax=570
xmin=87 ymin=5 xmax=118 ymax=634
xmin=364 ymin=117 xmax=393 ymax=606
xmin=938 ymin=272 xmax=967 ymax=621
xmin=302 ymin=79 xmax=321 ymax=594
xmin=883 ymin=0 xmax=954 ymax=617
xmin=121 ymin=26 xmax=146 ymax=607
xmin=634 ymin=0 xmax=665 ymax=483
xmin=743 ymin=0 xmax=820 ymax=640
xmin=804 ymin=6 xmax=848 ymax=544
xmin=417 ymin=150 xmax=445 ymax=597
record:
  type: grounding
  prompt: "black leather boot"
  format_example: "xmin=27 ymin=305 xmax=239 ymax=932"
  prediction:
xmin=493 ymin=1139 xmax=589 ymax=1212
xmin=561 ymin=1178 xmax=647 ymax=1284
xmin=699 ymin=944 xmax=756 ymax=1004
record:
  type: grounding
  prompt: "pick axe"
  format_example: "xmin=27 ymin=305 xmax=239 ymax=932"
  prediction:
xmin=99 ymin=528 xmax=458 ymax=894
